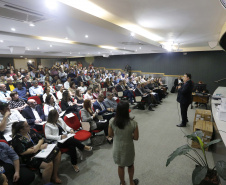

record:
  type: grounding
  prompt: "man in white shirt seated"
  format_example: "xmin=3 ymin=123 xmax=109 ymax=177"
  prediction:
xmin=78 ymin=81 xmax=87 ymax=94
xmin=104 ymin=92 xmax=117 ymax=112
xmin=21 ymin=99 xmax=45 ymax=130
xmin=0 ymin=101 xmax=26 ymax=139
xmin=29 ymin=80 xmax=43 ymax=101
xmin=64 ymin=76 xmax=71 ymax=90
xmin=0 ymin=84 xmax=11 ymax=103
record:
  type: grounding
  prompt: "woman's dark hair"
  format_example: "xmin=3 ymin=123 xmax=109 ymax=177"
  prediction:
xmin=83 ymin=99 xmax=92 ymax=114
xmin=47 ymin=109 xmax=58 ymax=124
xmin=70 ymin=81 xmax=76 ymax=88
xmin=75 ymin=89 xmax=81 ymax=97
xmin=113 ymin=101 xmax=131 ymax=129
xmin=62 ymin=90 xmax=70 ymax=102
xmin=45 ymin=94 xmax=52 ymax=105
xmin=12 ymin=121 xmax=25 ymax=137
xmin=0 ymin=102 xmax=8 ymax=111
xmin=44 ymin=87 xmax=49 ymax=94
xmin=87 ymin=87 xmax=93 ymax=92
xmin=10 ymin=91 xmax=18 ymax=98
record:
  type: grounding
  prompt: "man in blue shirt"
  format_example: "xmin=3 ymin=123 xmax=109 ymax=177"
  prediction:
xmin=29 ymin=80 xmax=43 ymax=97
xmin=13 ymin=83 xmax=28 ymax=101
xmin=0 ymin=142 xmax=35 ymax=185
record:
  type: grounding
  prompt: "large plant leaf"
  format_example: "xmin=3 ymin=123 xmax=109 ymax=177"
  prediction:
xmin=197 ymin=137 xmax=205 ymax=152
xmin=186 ymin=131 xmax=204 ymax=144
xmin=204 ymin=139 xmax=222 ymax=149
xmin=216 ymin=161 xmax=226 ymax=180
xmin=192 ymin=165 xmax=208 ymax=185
xmin=166 ymin=144 xmax=192 ymax=167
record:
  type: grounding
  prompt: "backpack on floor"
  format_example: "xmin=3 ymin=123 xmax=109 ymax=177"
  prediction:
xmin=171 ymin=86 xmax=176 ymax=93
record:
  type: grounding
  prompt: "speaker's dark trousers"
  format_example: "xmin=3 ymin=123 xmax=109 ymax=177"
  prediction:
xmin=180 ymin=103 xmax=190 ymax=125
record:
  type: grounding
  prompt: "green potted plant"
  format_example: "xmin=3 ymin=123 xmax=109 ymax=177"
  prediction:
xmin=166 ymin=131 xmax=226 ymax=185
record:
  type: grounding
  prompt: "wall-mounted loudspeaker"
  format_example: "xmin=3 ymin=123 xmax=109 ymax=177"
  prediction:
xmin=219 ymin=32 xmax=226 ymax=51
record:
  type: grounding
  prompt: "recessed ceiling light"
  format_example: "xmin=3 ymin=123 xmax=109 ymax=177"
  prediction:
xmin=11 ymin=28 xmax=16 ymax=31
xmin=70 ymin=52 xmax=72 ymax=54
xmin=130 ymin=32 xmax=135 ymax=37
xmin=27 ymin=48 xmax=30 ymax=50
xmin=29 ymin=23 xmax=35 ymax=27
xmin=123 ymin=53 xmax=125 ymax=54
xmin=65 ymin=37 xmax=68 ymax=40
xmin=45 ymin=0 xmax=58 ymax=10
xmin=20 ymin=56 xmax=23 ymax=58
xmin=124 ymin=47 xmax=125 ymax=49
xmin=139 ymin=47 xmax=142 ymax=49
xmin=37 ymin=47 xmax=40 ymax=50
xmin=0 ymin=40 xmax=3 ymax=43
xmin=50 ymin=45 xmax=52 ymax=47
xmin=85 ymin=35 xmax=88 ymax=38
xmin=135 ymin=49 xmax=137 ymax=52
xmin=98 ymin=52 xmax=100 ymax=54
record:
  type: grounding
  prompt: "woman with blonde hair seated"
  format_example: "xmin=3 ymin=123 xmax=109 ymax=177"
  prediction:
xmin=45 ymin=109 xmax=92 ymax=172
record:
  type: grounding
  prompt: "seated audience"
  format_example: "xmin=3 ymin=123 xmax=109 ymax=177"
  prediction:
xmin=93 ymin=94 xmax=115 ymax=122
xmin=45 ymin=109 xmax=92 ymax=172
xmin=29 ymin=80 xmax=43 ymax=98
xmin=81 ymin=99 xmax=112 ymax=143
xmin=56 ymin=85 xmax=64 ymax=100
xmin=74 ymin=90 xmax=84 ymax=108
xmin=21 ymin=99 xmax=45 ymax=130
xmin=77 ymin=82 xmax=87 ymax=94
xmin=5 ymin=78 xmax=16 ymax=92
xmin=13 ymin=82 xmax=29 ymax=101
xmin=44 ymin=95 xmax=62 ymax=120
xmin=68 ymin=81 xmax=77 ymax=97
xmin=61 ymin=91 xmax=80 ymax=119
xmin=104 ymin=92 xmax=117 ymax=111
xmin=8 ymin=92 xmax=27 ymax=111
xmin=92 ymin=86 xmax=101 ymax=99
xmin=43 ymin=87 xmax=56 ymax=103
xmin=0 ymin=84 xmax=11 ymax=102
xmin=12 ymin=121 xmax=62 ymax=184
xmin=21 ymin=77 xmax=32 ymax=91
xmin=135 ymin=83 xmax=155 ymax=111
xmin=0 ymin=141 xmax=35 ymax=185
xmin=84 ymin=87 xmax=95 ymax=103
xmin=116 ymin=80 xmax=135 ymax=104
xmin=64 ymin=76 xmax=71 ymax=90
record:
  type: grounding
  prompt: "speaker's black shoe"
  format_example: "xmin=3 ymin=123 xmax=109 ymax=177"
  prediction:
xmin=176 ymin=124 xmax=186 ymax=127
xmin=148 ymin=107 xmax=155 ymax=111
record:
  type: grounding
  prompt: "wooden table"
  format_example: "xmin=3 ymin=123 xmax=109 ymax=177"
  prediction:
xmin=191 ymin=93 xmax=210 ymax=109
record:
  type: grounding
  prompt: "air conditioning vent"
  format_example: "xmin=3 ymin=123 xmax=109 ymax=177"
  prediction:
xmin=121 ymin=42 xmax=146 ymax=45
xmin=220 ymin=0 xmax=226 ymax=8
xmin=0 ymin=0 xmax=47 ymax=22
xmin=43 ymin=51 xmax=61 ymax=54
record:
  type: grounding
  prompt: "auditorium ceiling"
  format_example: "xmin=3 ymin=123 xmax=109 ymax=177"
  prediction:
xmin=0 ymin=0 xmax=225 ymax=58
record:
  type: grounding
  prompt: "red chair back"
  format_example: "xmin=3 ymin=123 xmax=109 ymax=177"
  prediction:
xmin=64 ymin=113 xmax=81 ymax=130
xmin=0 ymin=139 xmax=9 ymax=145
xmin=59 ymin=101 xmax=61 ymax=108
xmin=28 ymin=96 xmax=42 ymax=105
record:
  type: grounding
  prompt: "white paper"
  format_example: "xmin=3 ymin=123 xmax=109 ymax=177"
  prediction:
xmin=59 ymin=111 xmax=66 ymax=117
xmin=58 ymin=133 xmax=75 ymax=143
xmin=3 ymin=132 xmax=12 ymax=142
xmin=35 ymin=121 xmax=46 ymax=126
xmin=66 ymin=113 xmax=75 ymax=118
xmin=35 ymin=144 xmax=56 ymax=158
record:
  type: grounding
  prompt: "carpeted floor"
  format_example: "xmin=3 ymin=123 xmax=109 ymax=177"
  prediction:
xmin=32 ymin=93 xmax=214 ymax=185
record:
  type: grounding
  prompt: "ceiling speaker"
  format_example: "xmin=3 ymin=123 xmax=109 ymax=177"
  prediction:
xmin=219 ymin=32 xmax=226 ymax=51
xmin=208 ymin=41 xmax=218 ymax=49
xmin=9 ymin=46 xmax=25 ymax=54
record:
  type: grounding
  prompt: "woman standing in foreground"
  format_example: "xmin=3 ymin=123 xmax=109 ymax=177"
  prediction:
xmin=108 ymin=101 xmax=139 ymax=185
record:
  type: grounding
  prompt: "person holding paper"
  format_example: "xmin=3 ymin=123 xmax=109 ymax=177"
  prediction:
xmin=12 ymin=121 xmax=62 ymax=184
xmin=81 ymin=99 xmax=112 ymax=144
xmin=45 ymin=109 xmax=92 ymax=173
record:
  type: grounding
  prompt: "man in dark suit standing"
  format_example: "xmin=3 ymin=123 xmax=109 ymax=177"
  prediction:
xmin=21 ymin=99 xmax=45 ymax=130
xmin=176 ymin=73 xmax=193 ymax=127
